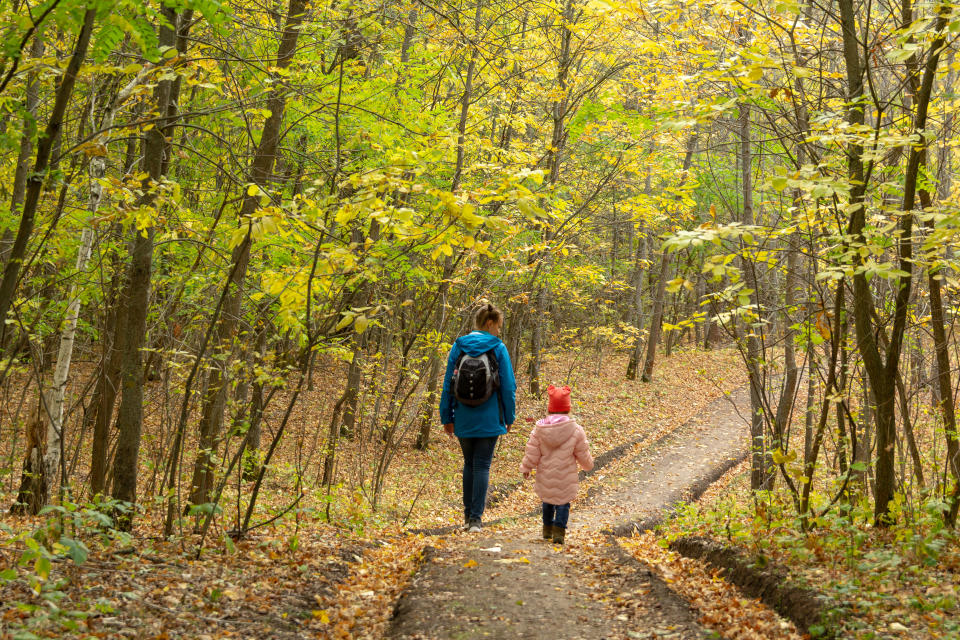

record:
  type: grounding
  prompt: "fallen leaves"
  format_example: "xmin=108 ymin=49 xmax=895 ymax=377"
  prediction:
xmin=622 ymin=531 xmax=803 ymax=640
xmin=310 ymin=533 xmax=431 ymax=639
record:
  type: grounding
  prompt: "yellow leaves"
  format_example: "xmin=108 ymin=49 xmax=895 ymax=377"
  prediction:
xmin=462 ymin=559 xmax=478 ymax=568
xmin=666 ymin=277 xmax=695 ymax=293
xmin=460 ymin=203 xmax=484 ymax=226
xmin=771 ymin=449 xmax=798 ymax=465
xmin=334 ymin=308 xmax=381 ymax=334
xmin=354 ymin=315 xmax=369 ymax=334
xmin=624 ymin=532 xmax=803 ymax=640
xmin=335 ymin=203 xmax=358 ymax=225
xmin=517 ymin=196 xmax=536 ymax=217
xmin=228 ymin=227 xmax=248 ymax=250
xmin=312 ymin=609 xmax=331 ymax=623
xmin=635 ymin=39 xmax=665 ymax=55
xmin=246 ymin=107 xmax=273 ymax=120
xmin=429 ymin=243 xmax=453 ymax=261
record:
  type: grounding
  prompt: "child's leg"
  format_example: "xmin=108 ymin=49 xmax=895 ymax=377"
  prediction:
xmin=551 ymin=503 xmax=571 ymax=544
xmin=554 ymin=503 xmax=571 ymax=529
xmin=542 ymin=502 xmax=556 ymax=526
xmin=542 ymin=503 xmax=555 ymax=539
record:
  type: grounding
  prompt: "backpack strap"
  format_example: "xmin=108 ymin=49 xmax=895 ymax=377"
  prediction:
xmin=447 ymin=341 xmax=463 ymax=418
xmin=493 ymin=346 xmax=505 ymax=424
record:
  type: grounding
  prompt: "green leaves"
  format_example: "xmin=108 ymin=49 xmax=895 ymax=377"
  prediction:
xmin=93 ymin=13 xmax=161 ymax=63
xmin=91 ymin=23 xmax=125 ymax=62
xmin=187 ymin=0 xmax=231 ymax=27
xmin=56 ymin=538 xmax=90 ymax=564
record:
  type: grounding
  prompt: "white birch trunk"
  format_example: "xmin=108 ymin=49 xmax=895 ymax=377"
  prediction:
xmin=42 ymin=226 xmax=95 ymax=487
xmin=41 ymin=68 xmax=153 ymax=499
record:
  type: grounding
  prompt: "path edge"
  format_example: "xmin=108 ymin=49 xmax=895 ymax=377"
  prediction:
xmin=604 ymin=451 xmax=843 ymax=639
xmin=668 ymin=536 xmax=842 ymax=639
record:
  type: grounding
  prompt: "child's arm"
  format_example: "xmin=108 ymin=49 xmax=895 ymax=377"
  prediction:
xmin=519 ymin=430 xmax=541 ymax=477
xmin=574 ymin=425 xmax=594 ymax=471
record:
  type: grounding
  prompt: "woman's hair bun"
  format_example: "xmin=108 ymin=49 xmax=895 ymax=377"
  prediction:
xmin=475 ymin=301 xmax=503 ymax=329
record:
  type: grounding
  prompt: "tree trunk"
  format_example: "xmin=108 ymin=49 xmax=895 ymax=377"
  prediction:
xmin=626 ymin=231 xmax=648 ymax=380
xmin=0 ymin=9 xmax=96 ymax=353
xmin=1 ymin=38 xmax=43 ymax=269
xmin=25 ymin=68 xmax=153 ymax=512
xmin=89 ymin=267 xmax=127 ymax=497
xmin=641 ymin=134 xmax=697 ymax=382
xmin=11 ymin=409 xmax=44 ymax=514
xmin=414 ymin=355 xmax=438 ymax=450
xmin=109 ymin=7 xmax=183 ymax=529
xmin=851 ymin=0 xmax=948 ymax=524
xmin=528 ymin=0 xmax=573 ymax=395
xmin=737 ymin=101 xmax=766 ymax=491
xmin=188 ymin=0 xmax=309 ymax=509
xmin=640 ymin=250 xmax=671 ymax=383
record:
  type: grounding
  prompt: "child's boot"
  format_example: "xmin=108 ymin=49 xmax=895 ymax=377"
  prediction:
xmin=552 ymin=526 xmax=566 ymax=545
xmin=542 ymin=524 xmax=553 ymax=540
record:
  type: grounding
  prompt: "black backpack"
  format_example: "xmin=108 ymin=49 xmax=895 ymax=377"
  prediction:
xmin=452 ymin=348 xmax=500 ymax=406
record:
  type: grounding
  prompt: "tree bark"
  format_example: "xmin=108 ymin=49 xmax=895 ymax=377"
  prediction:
xmin=0 ymin=9 xmax=96 ymax=354
xmin=109 ymin=7 xmax=183 ymax=529
xmin=25 ymin=68 xmax=154 ymax=512
xmin=187 ymin=0 xmax=309 ymax=509
xmin=528 ymin=0 xmax=573 ymax=394
xmin=1 ymin=38 xmax=44 ymax=269
xmin=840 ymin=0 xmax=950 ymax=524
xmin=641 ymin=133 xmax=697 ymax=382
xmin=626 ymin=230 xmax=649 ymax=380
xmin=737 ymin=102 xmax=766 ymax=491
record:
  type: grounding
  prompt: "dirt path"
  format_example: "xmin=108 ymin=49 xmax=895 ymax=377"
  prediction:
xmin=579 ymin=386 xmax=751 ymax=533
xmin=387 ymin=387 xmax=750 ymax=640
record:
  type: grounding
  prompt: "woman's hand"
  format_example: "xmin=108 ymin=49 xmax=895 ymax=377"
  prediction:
xmin=443 ymin=423 xmax=454 ymax=437
xmin=523 ymin=471 xmax=530 ymax=480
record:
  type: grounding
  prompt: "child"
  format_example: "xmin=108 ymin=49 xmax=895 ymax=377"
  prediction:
xmin=519 ymin=384 xmax=594 ymax=544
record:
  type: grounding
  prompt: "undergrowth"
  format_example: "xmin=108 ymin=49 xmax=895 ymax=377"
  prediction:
xmin=662 ymin=479 xmax=960 ymax=638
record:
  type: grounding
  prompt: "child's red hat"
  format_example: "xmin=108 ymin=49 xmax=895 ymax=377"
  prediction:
xmin=547 ymin=385 xmax=571 ymax=413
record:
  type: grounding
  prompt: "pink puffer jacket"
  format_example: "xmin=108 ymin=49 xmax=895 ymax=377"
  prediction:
xmin=519 ymin=415 xmax=594 ymax=505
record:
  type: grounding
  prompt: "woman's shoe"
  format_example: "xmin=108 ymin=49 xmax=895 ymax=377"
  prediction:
xmin=542 ymin=524 xmax=553 ymax=540
xmin=552 ymin=526 xmax=566 ymax=545
xmin=467 ymin=519 xmax=482 ymax=533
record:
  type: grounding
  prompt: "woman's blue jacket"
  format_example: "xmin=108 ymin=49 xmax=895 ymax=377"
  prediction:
xmin=438 ymin=331 xmax=517 ymax=438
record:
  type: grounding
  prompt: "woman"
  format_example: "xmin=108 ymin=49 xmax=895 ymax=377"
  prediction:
xmin=439 ymin=303 xmax=516 ymax=532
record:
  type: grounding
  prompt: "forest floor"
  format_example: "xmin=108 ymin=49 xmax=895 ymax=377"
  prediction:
xmin=0 ymin=348 xmax=827 ymax=639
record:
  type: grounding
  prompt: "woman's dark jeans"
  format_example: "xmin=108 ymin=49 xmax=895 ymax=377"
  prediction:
xmin=542 ymin=502 xmax=570 ymax=529
xmin=458 ymin=436 xmax=499 ymax=522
